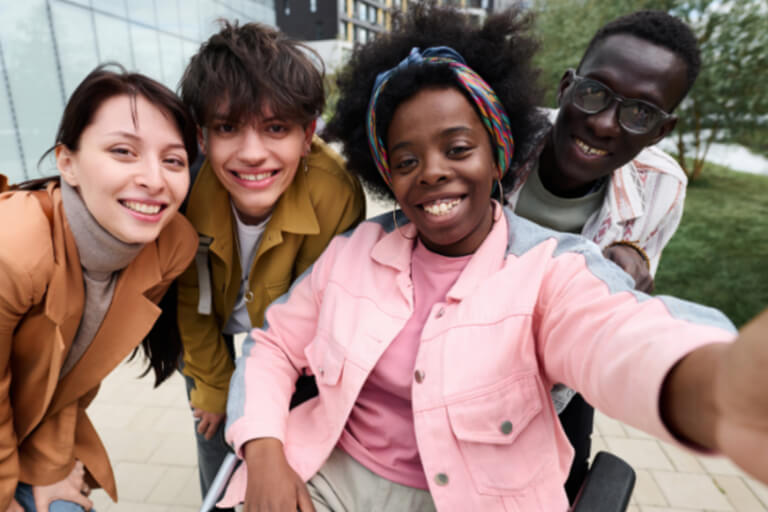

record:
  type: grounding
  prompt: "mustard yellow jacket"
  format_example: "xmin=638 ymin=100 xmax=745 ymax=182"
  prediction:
xmin=0 ymin=184 xmax=197 ymax=509
xmin=178 ymin=137 xmax=365 ymax=413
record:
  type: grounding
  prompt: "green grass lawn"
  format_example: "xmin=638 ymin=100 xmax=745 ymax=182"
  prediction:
xmin=654 ymin=163 xmax=768 ymax=328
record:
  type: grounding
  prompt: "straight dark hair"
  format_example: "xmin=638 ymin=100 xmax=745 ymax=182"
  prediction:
xmin=41 ymin=63 xmax=198 ymax=166
xmin=42 ymin=64 xmax=198 ymax=386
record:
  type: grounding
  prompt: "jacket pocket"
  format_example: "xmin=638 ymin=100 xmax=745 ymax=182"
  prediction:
xmin=304 ymin=334 xmax=345 ymax=387
xmin=446 ymin=372 xmax=555 ymax=495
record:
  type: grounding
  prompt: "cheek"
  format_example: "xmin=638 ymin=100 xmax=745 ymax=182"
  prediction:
xmin=165 ymin=171 xmax=190 ymax=204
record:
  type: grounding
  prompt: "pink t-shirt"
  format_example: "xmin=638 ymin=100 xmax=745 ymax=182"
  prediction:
xmin=338 ymin=239 xmax=471 ymax=489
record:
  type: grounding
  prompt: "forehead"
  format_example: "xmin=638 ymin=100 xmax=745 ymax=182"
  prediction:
xmin=579 ymin=33 xmax=688 ymax=110
xmin=87 ymin=94 xmax=180 ymax=140
xmin=389 ymin=87 xmax=484 ymax=139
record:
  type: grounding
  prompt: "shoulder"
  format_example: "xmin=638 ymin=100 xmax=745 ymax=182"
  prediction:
xmin=630 ymin=145 xmax=688 ymax=185
xmin=304 ymin=136 xmax=363 ymax=198
xmin=0 ymin=190 xmax=56 ymax=303
xmin=504 ymin=207 xmax=635 ymax=288
xmin=152 ymin=212 xmax=198 ymax=277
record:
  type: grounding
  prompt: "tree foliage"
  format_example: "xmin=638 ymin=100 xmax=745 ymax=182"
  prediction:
xmin=531 ymin=0 xmax=768 ymax=181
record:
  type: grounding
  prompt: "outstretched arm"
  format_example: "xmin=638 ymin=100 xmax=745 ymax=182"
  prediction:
xmin=661 ymin=308 xmax=768 ymax=481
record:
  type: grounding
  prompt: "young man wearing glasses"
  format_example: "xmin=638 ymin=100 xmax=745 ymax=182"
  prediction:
xmin=509 ymin=10 xmax=698 ymax=295
xmin=506 ymin=10 xmax=700 ymax=502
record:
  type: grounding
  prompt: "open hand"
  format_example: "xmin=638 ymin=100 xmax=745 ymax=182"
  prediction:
xmin=32 ymin=460 xmax=93 ymax=512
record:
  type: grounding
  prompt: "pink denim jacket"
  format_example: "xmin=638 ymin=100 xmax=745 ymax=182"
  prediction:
xmin=222 ymin=208 xmax=735 ymax=511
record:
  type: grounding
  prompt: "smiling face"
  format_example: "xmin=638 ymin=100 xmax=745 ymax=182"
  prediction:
xmin=546 ymin=33 xmax=687 ymax=196
xmin=201 ymin=104 xmax=314 ymax=225
xmin=57 ymin=94 xmax=190 ymax=244
xmin=387 ymin=87 xmax=496 ymax=256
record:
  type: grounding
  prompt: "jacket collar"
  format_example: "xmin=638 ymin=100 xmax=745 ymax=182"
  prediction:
xmin=370 ymin=202 xmax=508 ymax=302
xmin=43 ymin=188 xmax=166 ymax=415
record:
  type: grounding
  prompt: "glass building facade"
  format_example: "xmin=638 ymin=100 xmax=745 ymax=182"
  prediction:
xmin=0 ymin=0 xmax=276 ymax=182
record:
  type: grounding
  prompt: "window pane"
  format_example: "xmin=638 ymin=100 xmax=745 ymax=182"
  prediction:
xmin=0 ymin=0 xmax=63 ymax=177
xmin=94 ymin=13 xmax=134 ymax=68
xmin=50 ymin=1 xmax=99 ymax=97
xmin=130 ymin=24 xmax=163 ymax=82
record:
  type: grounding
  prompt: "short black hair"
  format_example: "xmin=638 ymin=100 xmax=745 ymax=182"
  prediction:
xmin=180 ymin=21 xmax=324 ymax=128
xmin=580 ymin=10 xmax=700 ymax=101
xmin=323 ymin=3 xmax=546 ymax=202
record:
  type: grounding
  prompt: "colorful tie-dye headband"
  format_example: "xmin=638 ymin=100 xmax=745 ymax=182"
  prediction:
xmin=366 ymin=46 xmax=514 ymax=188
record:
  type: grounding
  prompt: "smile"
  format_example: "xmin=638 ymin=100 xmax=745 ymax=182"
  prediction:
xmin=421 ymin=197 xmax=463 ymax=216
xmin=232 ymin=170 xmax=277 ymax=182
xmin=575 ymin=137 xmax=607 ymax=156
xmin=120 ymin=200 xmax=164 ymax=215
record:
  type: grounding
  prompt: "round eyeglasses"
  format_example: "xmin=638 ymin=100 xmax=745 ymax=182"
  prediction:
xmin=564 ymin=69 xmax=674 ymax=135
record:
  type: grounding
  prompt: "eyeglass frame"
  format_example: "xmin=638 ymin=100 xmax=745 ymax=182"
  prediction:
xmin=562 ymin=69 xmax=675 ymax=135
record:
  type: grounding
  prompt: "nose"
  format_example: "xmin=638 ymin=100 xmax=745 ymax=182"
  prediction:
xmin=135 ymin=158 xmax=165 ymax=194
xmin=586 ymin=101 xmax=622 ymax=139
xmin=239 ymin=126 xmax=268 ymax=165
xmin=418 ymin=152 xmax=450 ymax=186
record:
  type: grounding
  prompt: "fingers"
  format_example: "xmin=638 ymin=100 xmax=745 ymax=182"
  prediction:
xmin=7 ymin=498 xmax=24 ymax=512
xmin=69 ymin=491 xmax=94 ymax=511
xmin=81 ymin=482 xmax=91 ymax=496
xmin=296 ymin=481 xmax=316 ymax=512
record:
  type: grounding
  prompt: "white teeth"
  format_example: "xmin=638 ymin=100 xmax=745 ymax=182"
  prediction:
xmin=235 ymin=171 xmax=273 ymax=181
xmin=422 ymin=198 xmax=461 ymax=216
xmin=123 ymin=201 xmax=162 ymax=215
xmin=575 ymin=138 xmax=607 ymax=156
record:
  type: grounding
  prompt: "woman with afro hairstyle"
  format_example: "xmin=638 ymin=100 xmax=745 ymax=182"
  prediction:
xmin=219 ymin=4 xmax=768 ymax=511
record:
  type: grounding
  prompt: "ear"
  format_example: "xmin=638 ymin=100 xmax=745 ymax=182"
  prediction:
xmin=197 ymin=126 xmax=207 ymax=156
xmin=302 ymin=119 xmax=317 ymax=156
xmin=649 ymin=115 xmax=678 ymax=145
xmin=55 ymin=145 xmax=79 ymax=187
xmin=556 ymin=69 xmax=575 ymax=107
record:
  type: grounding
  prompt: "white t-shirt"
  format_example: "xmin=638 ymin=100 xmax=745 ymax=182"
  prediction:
xmin=223 ymin=202 xmax=271 ymax=335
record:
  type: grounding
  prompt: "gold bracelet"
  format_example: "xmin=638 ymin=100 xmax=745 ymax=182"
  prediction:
xmin=607 ymin=240 xmax=651 ymax=270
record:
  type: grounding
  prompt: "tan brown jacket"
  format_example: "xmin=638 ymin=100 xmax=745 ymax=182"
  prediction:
xmin=0 ymin=184 xmax=197 ymax=508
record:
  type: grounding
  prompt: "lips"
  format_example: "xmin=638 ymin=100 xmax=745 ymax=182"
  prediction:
xmin=574 ymin=137 xmax=608 ymax=156
xmin=420 ymin=197 xmax=464 ymax=216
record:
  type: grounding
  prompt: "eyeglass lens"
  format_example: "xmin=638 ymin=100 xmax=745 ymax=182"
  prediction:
xmin=572 ymin=79 xmax=661 ymax=134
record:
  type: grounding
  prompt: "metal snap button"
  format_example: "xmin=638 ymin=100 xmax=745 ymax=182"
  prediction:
xmin=500 ymin=420 xmax=513 ymax=435
xmin=434 ymin=473 xmax=449 ymax=486
xmin=414 ymin=369 xmax=425 ymax=383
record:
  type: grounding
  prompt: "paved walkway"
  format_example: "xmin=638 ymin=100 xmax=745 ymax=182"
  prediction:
xmin=85 ymin=356 xmax=768 ymax=512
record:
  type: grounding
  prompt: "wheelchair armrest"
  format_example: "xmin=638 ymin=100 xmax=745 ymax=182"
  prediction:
xmin=571 ymin=451 xmax=635 ymax=512
xmin=200 ymin=452 xmax=241 ymax=512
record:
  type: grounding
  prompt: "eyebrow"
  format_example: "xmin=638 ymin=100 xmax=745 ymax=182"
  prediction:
xmin=389 ymin=125 xmax=473 ymax=153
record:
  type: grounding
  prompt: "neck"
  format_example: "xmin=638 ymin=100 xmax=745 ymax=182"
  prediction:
xmin=538 ymin=133 xmax=600 ymax=199
xmin=60 ymin=180 xmax=144 ymax=276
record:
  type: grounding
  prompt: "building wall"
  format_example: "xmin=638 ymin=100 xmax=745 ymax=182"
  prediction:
xmin=276 ymin=0 xmax=338 ymax=40
xmin=0 ymin=0 xmax=276 ymax=183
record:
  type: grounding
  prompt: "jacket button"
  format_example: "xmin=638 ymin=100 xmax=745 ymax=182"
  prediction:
xmin=435 ymin=307 xmax=445 ymax=318
xmin=500 ymin=420 xmax=513 ymax=435
xmin=414 ymin=369 xmax=425 ymax=383
xmin=434 ymin=473 xmax=449 ymax=486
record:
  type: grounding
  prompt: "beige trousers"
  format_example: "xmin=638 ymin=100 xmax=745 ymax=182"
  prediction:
xmin=306 ymin=448 xmax=437 ymax=512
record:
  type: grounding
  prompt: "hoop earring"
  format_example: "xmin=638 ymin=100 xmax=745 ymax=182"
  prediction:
xmin=392 ymin=202 xmax=416 ymax=240
xmin=494 ymin=179 xmax=504 ymax=220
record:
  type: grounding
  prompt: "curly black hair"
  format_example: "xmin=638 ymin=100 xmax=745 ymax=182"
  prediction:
xmin=580 ymin=10 xmax=700 ymax=102
xmin=323 ymin=3 xmax=546 ymax=202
